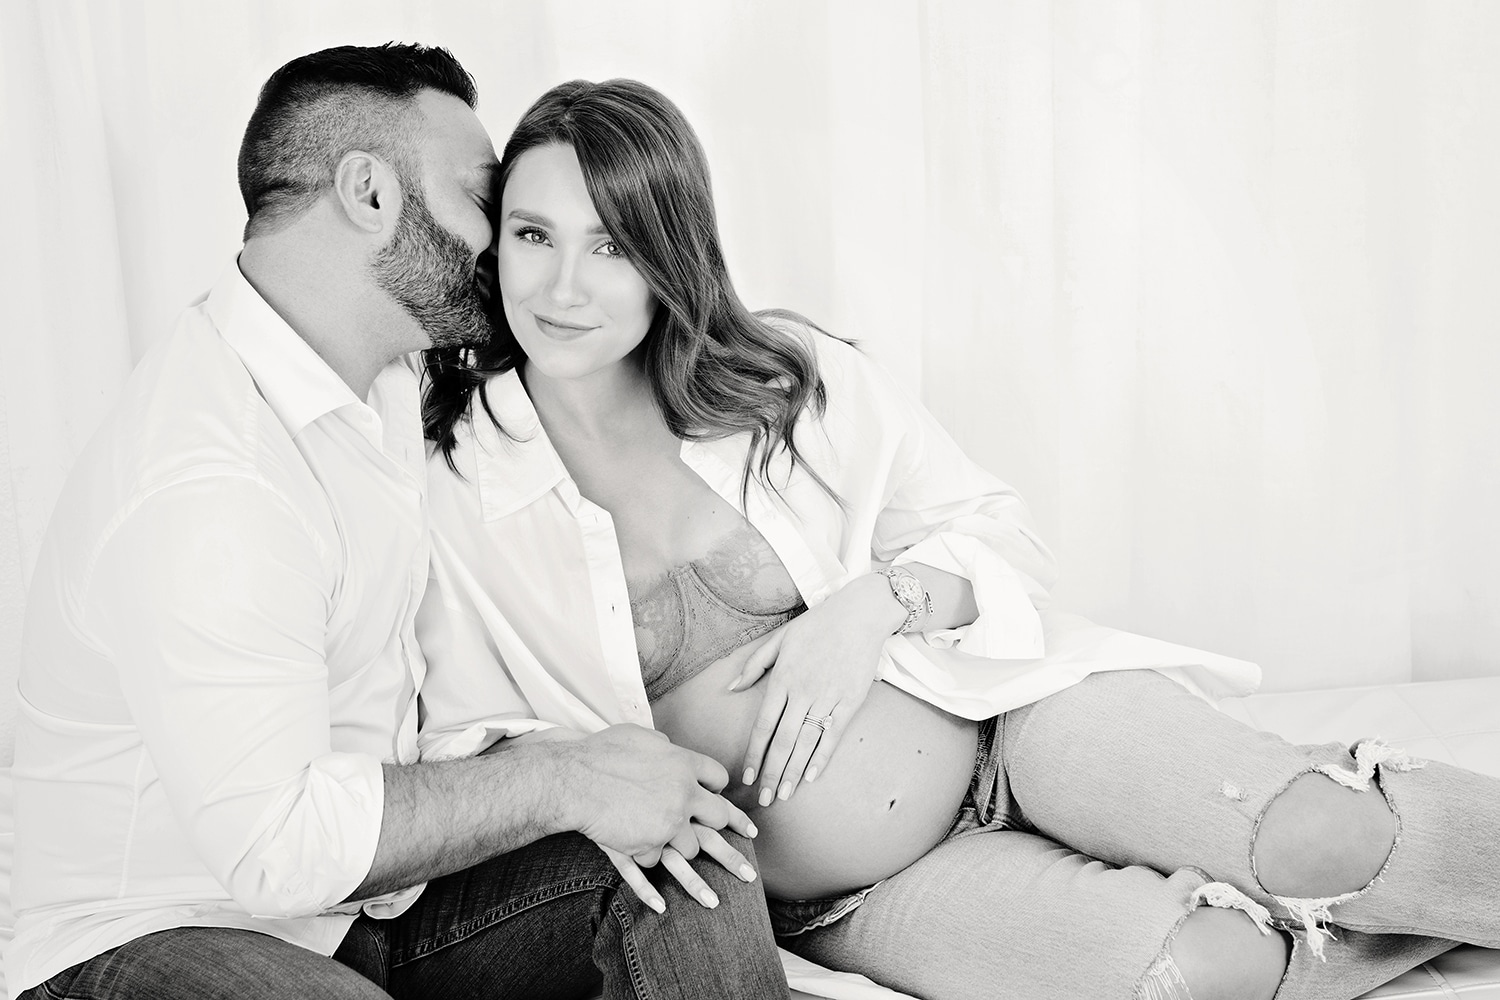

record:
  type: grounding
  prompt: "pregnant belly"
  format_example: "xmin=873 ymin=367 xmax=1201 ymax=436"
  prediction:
xmin=650 ymin=635 xmax=979 ymax=900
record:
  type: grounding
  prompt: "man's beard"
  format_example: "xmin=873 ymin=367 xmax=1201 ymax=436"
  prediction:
xmin=369 ymin=184 xmax=494 ymax=350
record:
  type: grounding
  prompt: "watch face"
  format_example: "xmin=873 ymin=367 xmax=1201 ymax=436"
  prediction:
xmin=890 ymin=572 xmax=924 ymax=609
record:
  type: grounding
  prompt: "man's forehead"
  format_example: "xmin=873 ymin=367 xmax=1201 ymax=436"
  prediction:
xmin=414 ymin=89 xmax=498 ymax=172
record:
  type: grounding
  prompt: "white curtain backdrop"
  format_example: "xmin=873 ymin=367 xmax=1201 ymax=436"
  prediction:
xmin=4 ymin=0 xmax=1499 ymax=762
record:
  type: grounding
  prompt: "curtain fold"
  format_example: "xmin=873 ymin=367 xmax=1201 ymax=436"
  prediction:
xmin=3 ymin=1 xmax=1498 ymax=766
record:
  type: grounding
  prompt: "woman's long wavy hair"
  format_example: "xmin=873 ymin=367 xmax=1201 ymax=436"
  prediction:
xmin=423 ymin=78 xmax=837 ymax=503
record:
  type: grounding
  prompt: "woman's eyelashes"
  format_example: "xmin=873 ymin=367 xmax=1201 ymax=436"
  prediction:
xmin=513 ymin=225 xmax=550 ymax=247
xmin=508 ymin=224 xmax=625 ymax=259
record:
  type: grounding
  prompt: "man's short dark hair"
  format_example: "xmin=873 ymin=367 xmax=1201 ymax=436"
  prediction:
xmin=237 ymin=42 xmax=477 ymax=239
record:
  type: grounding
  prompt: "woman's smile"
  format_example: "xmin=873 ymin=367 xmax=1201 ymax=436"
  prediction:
xmin=532 ymin=312 xmax=600 ymax=341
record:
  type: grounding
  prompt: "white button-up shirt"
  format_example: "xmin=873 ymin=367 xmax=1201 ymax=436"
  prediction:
xmin=9 ymin=262 xmax=427 ymax=995
xmin=417 ymin=325 xmax=1260 ymax=759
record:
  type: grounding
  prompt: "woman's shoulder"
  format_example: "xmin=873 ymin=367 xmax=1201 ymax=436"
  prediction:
xmin=753 ymin=308 xmax=864 ymax=374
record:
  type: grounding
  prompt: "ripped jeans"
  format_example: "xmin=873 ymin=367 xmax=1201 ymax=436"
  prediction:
xmin=773 ymin=670 xmax=1498 ymax=1000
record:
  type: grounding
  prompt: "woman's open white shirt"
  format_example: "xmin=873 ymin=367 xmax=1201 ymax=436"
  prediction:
xmin=418 ymin=327 xmax=1259 ymax=759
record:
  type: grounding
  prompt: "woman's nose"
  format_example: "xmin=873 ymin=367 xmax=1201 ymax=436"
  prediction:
xmin=544 ymin=254 xmax=589 ymax=308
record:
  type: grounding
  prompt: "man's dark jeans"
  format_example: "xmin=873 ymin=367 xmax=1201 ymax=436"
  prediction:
xmin=24 ymin=832 xmax=788 ymax=999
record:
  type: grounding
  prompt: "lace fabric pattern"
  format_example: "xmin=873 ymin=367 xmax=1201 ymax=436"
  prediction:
xmin=629 ymin=519 xmax=807 ymax=701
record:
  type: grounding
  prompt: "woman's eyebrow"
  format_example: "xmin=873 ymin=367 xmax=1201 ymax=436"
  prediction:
xmin=505 ymin=208 xmax=552 ymax=226
xmin=505 ymin=208 xmax=610 ymax=236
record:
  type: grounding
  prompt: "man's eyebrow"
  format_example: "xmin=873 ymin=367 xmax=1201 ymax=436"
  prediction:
xmin=504 ymin=208 xmax=611 ymax=236
xmin=469 ymin=161 xmax=501 ymax=190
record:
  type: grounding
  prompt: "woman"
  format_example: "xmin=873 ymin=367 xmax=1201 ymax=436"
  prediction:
xmin=417 ymin=79 xmax=1499 ymax=1000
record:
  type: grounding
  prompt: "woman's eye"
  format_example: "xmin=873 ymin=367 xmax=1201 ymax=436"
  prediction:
xmin=596 ymin=240 xmax=624 ymax=258
xmin=514 ymin=227 xmax=549 ymax=246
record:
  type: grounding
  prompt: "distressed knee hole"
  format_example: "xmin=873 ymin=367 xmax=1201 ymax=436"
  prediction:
xmin=1153 ymin=895 xmax=1287 ymax=1000
xmin=1252 ymin=769 xmax=1398 ymax=898
xmin=1251 ymin=741 xmax=1416 ymax=957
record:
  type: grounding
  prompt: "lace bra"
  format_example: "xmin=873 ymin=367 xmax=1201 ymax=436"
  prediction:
xmin=629 ymin=519 xmax=806 ymax=701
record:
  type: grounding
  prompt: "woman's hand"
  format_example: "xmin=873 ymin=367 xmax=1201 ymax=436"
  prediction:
xmin=729 ymin=573 xmax=906 ymax=806
xmin=604 ymin=818 xmax=759 ymax=913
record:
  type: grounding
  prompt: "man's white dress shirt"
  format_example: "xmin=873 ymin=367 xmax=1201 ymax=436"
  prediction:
xmin=417 ymin=323 xmax=1261 ymax=759
xmin=9 ymin=262 xmax=426 ymax=995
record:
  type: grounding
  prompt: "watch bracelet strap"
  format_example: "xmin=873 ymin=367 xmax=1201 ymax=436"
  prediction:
xmin=883 ymin=566 xmax=934 ymax=635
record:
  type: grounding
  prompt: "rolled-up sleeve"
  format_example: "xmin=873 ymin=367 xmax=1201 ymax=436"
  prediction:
xmin=87 ymin=474 xmax=383 ymax=918
xmin=848 ymin=342 xmax=1058 ymax=660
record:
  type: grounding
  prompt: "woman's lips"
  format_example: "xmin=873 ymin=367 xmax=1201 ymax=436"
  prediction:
xmin=534 ymin=314 xmax=598 ymax=340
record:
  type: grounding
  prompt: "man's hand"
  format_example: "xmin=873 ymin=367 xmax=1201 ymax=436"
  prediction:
xmin=554 ymin=724 xmax=759 ymax=911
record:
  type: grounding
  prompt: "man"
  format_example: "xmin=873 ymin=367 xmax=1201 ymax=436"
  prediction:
xmin=10 ymin=43 xmax=787 ymax=1000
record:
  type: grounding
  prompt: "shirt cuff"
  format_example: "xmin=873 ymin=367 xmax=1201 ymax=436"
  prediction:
xmin=893 ymin=532 xmax=1045 ymax=659
xmin=418 ymin=718 xmax=557 ymax=761
xmin=243 ymin=750 xmax=385 ymax=917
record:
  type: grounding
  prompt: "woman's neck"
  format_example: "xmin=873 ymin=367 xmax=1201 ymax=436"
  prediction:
xmin=522 ymin=354 xmax=661 ymax=445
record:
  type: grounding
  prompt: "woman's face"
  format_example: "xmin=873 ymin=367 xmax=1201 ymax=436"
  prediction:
xmin=495 ymin=143 xmax=657 ymax=383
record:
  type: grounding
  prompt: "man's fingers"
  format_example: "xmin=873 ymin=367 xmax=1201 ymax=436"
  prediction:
xmin=723 ymin=801 xmax=758 ymax=840
xmin=690 ymin=749 xmax=730 ymax=793
xmin=695 ymin=824 xmax=758 ymax=884
xmin=740 ymin=687 xmax=787 ymax=790
xmin=668 ymin=825 xmax=701 ymax=861
xmin=660 ymin=846 xmax=718 ymax=909
xmin=604 ymin=847 xmax=665 ymax=914
xmin=688 ymin=786 xmax=732 ymax=832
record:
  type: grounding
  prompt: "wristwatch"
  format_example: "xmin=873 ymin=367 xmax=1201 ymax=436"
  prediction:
xmin=881 ymin=565 xmax=934 ymax=635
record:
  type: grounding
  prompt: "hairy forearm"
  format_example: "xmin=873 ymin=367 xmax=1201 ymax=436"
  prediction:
xmin=344 ymin=741 xmax=569 ymax=902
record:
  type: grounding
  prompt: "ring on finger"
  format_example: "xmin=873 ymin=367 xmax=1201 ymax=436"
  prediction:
xmin=802 ymin=712 xmax=835 ymax=732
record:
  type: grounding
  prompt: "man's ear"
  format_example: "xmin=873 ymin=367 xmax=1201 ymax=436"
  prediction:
xmin=333 ymin=151 xmax=401 ymax=234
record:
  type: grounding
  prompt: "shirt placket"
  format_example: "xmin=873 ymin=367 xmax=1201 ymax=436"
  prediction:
xmin=355 ymin=397 xmax=428 ymax=765
xmin=555 ymin=477 xmax=653 ymax=727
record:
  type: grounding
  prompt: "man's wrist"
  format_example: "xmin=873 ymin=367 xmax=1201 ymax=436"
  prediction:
xmin=497 ymin=738 xmax=585 ymax=838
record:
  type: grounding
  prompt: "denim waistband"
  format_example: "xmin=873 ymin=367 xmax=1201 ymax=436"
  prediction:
xmin=768 ymin=715 xmax=1000 ymax=938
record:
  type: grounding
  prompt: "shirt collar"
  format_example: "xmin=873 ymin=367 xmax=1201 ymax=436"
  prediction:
xmin=205 ymin=258 xmax=364 ymax=439
xmin=469 ymin=370 xmax=573 ymax=521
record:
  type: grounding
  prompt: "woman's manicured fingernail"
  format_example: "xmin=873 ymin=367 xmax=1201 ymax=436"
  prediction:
xmin=699 ymin=888 xmax=719 ymax=907
xmin=739 ymin=864 xmax=757 ymax=882
xmin=804 ymin=766 xmax=818 ymax=782
xmin=777 ymin=781 xmax=791 ymax=801
xmin=742 ymin=767 xmax=756 ymax=785
xmin=726 ymin=678 xmax=739 ymax=692
xmin=648 ymin=894 xmax=666 ymax=914
xmin=758 ymin=787 xmax=773 ymax=808
xmin=746 ymin=821 xmax=758 ymax=837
